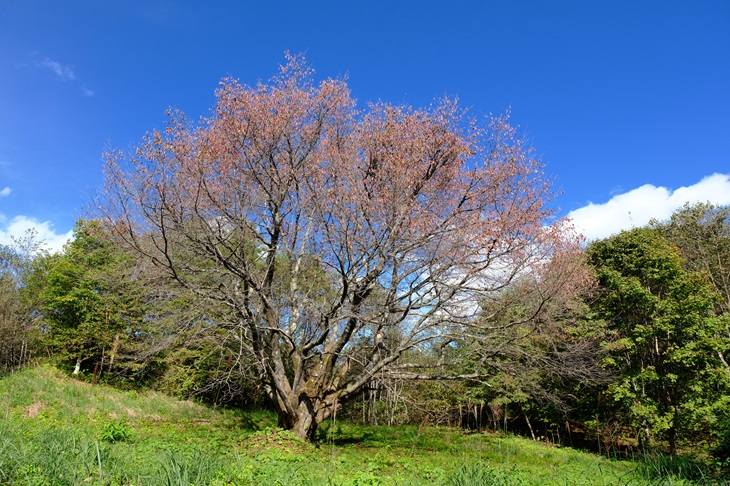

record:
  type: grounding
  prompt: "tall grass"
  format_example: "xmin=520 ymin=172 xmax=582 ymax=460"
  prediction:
xmin=444 ymin=462 xmax=525 ymax=486
xmin=157 ymin=450 xmax=219 ymax=486
xmin=635 ymin=453 xmax=712 ymax=484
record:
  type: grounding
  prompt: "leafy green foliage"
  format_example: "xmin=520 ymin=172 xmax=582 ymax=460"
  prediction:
xmin=28 ymin=220 xmax=148 ymax=376
xmin=101 ymin=420 xmax=131 ymax=443
xmin=656 ymin=203 xmax=730 ymax=314
xmin=586 ymin=227 xmax=729 ymax=454
xmin=0 ymin=231 xmax=44 ymax=373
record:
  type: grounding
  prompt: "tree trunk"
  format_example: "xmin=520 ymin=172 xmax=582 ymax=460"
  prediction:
xmin=292 ymin=404 xmax=318 ymax=442
xmin=668 ymin=425 xmax=677 ymax=457
xmin=668 ymin=405 xmax=679 ymax=456
xmin=641 ymin=420 xmax=651 ymax=451
xmin=277 ymin=396 xmax=320 ymax=442
xmin=109 ymin=333 xmax=120 ymax=372
xmin=73 ymin=356 xmax=82 ymax=375
xmin=525 ymin=412 xmax=536 ymax=441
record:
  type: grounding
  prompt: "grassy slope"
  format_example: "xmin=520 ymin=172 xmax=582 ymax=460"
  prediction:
xmin=0 ymin=366 xmax=717 ymax=485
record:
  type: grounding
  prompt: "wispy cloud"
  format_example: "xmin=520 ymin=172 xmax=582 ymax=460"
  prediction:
xmin=38 ymin=57 xmax=76 ymax=81
xmin=30 ymin=55 xmax=94 ymax=96
xmin=0 ymin=187 xmax=11 ymax=197
xmin=568 ymin=173 xmax=730 ymax=241
xmin=0 ymin=215 xmax=73 ymax=253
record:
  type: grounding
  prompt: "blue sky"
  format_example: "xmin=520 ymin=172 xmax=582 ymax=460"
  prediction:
xmin=1 ymin=0 xmax=728 ymax=251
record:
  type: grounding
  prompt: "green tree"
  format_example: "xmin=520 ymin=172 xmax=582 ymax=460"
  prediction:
xmin=0 ymin=231 xmax=44 ymax=373
xmin=586 ymin=228 xmax=728 ymax=455
xmin=657 ymin=203 xmax=730 ymax=314
xmin=653 ymin=203 xmax=730 ymax=462
xmin=30 ymin=220 xmax=146 ymax=377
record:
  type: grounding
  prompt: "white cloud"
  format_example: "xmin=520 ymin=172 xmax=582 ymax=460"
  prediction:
xmin=29 ymin=55 xmax=94 ymax=96
xmin=0 ymin=187 xmax=11 ymax=197
xmin=39 ymin=57 xmax=76 ymax=81
xmin=0 ymin=215 xmax=73 ymax=253
xmin=568 ymin=173 xmax=730 ymax=241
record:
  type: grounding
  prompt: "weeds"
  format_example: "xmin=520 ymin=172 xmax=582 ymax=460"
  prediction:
xmin=101 ymin=420 xmax=131 ymax=443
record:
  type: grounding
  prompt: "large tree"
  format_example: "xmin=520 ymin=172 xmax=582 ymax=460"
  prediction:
xmin=586 ymin=227 xmax=727 ymax=455
xmin=98 ymin=55 xmax=585 ymax=440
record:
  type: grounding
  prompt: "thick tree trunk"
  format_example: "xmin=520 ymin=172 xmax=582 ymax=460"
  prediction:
xmin=278 ymin=398 xmax=320 ymax=442
xmin=292 ymin=402 xmax=318 ymax=442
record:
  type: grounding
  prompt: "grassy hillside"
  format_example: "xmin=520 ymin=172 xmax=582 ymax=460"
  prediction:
xmin=0 ymin=366 xmax=720 ymax=485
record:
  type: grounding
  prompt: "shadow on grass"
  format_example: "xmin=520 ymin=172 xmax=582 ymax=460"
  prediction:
xmin=315 ymin=422 xmax=378 ymax=445
xmin=216 ymin=408 xmax=279 ymax=433
xmin=230 ymin=413 xmax=259 ymax=431
xmin=320 ymin=431 xmax=376 ymax=446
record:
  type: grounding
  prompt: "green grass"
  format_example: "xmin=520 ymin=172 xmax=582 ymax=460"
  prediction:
xmin=0 ymin=366 xmax=725 ymax=485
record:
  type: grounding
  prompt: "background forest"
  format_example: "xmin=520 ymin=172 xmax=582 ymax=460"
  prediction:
xmin=2 ymin=201 xmax=729 ymax=475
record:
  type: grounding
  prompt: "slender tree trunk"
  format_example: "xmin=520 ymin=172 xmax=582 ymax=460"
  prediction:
xmin=92 ymin=362 xmax=99 ymax=385
xmin=99 ymin=347 xmax=105 ymax=381
xmin=668 ymin=404 xmax=679 ymax=456
xmin=73 ymin=356 xmax=82 ymax=375
xmin=525 ymin=412 xmax=536 ymax=441
xmin=109 ymin=333 xmax=120 ymax=373
xmin=641 ymin=420 xmax=651 ymax=451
